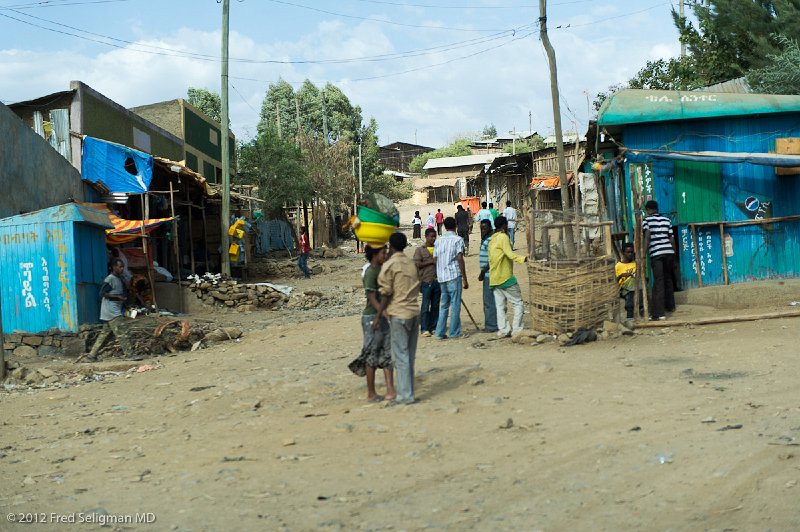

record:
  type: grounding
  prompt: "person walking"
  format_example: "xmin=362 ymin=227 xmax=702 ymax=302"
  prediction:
xmin=412 ymin=211 xmax=422 ymax=239
xmin=502 ymin=200 xmax=518 ymax=249
xmin=643 ymin=200 xmax=676 ymax=321
xmin=433 ymin=217 xmax=469 ymax=339
xmin=476 ymin=201 xmax=494 ymax=229
xmin=477 ymin=219 xmax=498 ymax=333
xmin=489 ymin=202 xmax=499 ymax=221
xmin=426 ymin=212 xmax=435 ymax=230
xmin=435 ymin=209 xmax=444 ymax=235
xmin=454 ymin=204 xmax=470 ymax=254
xmin=375 ymin=232 xmax=421 ymax=406
xmin=86 ymin=258 xmax=141 ymax=361
xmin=488 ymin=216 xmax=528 ymax=338
xmin=413 ymin=228 xmax=440 ymax=337
xmin=349 ymin=245 xmax=396 ymax=402
xmin=298 ymin=226 xmax=312 ymax=278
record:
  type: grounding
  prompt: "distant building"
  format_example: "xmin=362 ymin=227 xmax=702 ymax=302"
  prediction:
xmin=379 ymin=141 xmax=434 ymax=173
xmin=131 ymin=99 xmax=236 ymax=184
xmin=8 ymin=81 xmax=184 ymax=171
xmin=416 ymin=153 xmax=501 ymax=203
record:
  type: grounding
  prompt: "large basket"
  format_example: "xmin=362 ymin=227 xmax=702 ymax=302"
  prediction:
xmin=528 ymin=256 xmax=618 ymax=334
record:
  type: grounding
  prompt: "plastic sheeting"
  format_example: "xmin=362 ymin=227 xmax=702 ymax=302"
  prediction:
xmin=82 ymin=136 xmax=153 ymax=193
xmin=626 ymin=148 xmax=800 ymax=167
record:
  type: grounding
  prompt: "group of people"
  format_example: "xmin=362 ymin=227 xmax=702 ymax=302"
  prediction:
xmin=351 ymin=200 xmax=527 ymax=404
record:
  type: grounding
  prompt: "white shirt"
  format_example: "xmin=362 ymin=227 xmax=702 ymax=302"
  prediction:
xmin=503 ymin=206 xmax=518 ymax=229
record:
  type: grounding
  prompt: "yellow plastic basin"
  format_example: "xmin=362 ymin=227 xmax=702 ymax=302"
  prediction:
xmin=354 ymin=221 xmax=395 ymax=247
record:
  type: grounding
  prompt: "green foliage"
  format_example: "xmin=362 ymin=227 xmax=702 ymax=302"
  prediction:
xmin=409 ymin=139 xmax=473 ymax=173
xmin=299 ymin=132 xmax=355 ymax=208
xmin=482 ymin=123 xmax=498 ymax=138
xmin=502 ymin=134 xmax=545 ymax=155
xmin=628 ymin=56 xmax=705 ymax=90
xmin=747 ymin=35 xmax=800 ymax=94
xmin=187 ymin=87 xmax=221 ymax=123
xmin=237 ymin=129 xmax=311 ymax=217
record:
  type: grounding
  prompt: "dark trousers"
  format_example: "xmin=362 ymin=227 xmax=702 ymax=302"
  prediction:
xmin=458 ymin=229 xmax=469 ymax=250
xmin=419 ymin=281 xmax=441 ymax=333
xmin=651 ymin=254 xmax=676 ymax=318
xmin=622 ymin=290 xmax=644 ymax=319
xmin=436 ymin=223 xmax=443 ymax=235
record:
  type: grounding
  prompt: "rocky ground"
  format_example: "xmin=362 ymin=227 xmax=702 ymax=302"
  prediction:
xmin=2 ymin=224 xmax=800 ymax=531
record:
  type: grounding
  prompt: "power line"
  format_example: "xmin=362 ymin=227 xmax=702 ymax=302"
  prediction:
xmin=551 ymin=1 xmax=670 ymax=30
xmin=0 ymin=5 xmax=534 ymax=65
xmin=352 ymin=0 xmax=596 ymax=8
xmin=266 ymin=0 xmax=518 ymax=32
xmin=3 ymin=0 xmax=131 ymax=8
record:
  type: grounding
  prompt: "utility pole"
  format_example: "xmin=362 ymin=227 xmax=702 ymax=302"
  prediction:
xmin=321 ymin=92 xmax=329 ymax=143
xmin=679 ymin=0 xmax=686 ymax=57
xmin=220 ymin=0 xmax=231 ymax=276
xmin=295 ymin=97 xmax=301 ymax=145
xmin=358 ymin=143 xmax=363 ymax=196
xmin=539 ymin=0 xmax=575 ymax=255
xmin=276 ymin=102 xmax=282 ymax=139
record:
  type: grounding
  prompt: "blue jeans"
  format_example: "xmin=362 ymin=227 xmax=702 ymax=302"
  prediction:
xmin=298 ymin=252 xmax=310 ymax=278
xmin=482 ymin=275 xmax=497 ymax=331
xmin=435 ymin=278 xmax=463 ymax=338
xmin=507 ymin=228 xmax=516 ymax=249
xmin=389 ymin=316 xmax=419 ymax=403
xmin=419 ymin=281 xmax=441 ymax=333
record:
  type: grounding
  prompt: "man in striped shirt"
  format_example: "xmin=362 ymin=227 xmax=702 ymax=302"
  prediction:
xmin=477 ymin=219 xmax=498 ymax=332
xmin=643 ymin=200 xmax=676 ymax=321
xmin=433 ymin=217 xmax=469 ymax=339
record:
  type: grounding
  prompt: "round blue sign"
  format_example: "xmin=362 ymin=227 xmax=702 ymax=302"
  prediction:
xmin=744 ymin=196 xmax=759 ymax=212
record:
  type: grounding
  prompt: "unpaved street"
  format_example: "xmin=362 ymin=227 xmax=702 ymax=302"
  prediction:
xmin=2 ymin=226 xmax=800 ymax=531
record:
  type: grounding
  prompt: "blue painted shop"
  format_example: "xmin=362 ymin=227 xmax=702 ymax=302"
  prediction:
xmin=0 ymin=203 xmax=113 ymax=333
xmin=597 ymin=89 xmax=800 ymax=289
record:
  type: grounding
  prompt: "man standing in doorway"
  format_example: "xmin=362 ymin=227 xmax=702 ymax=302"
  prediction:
xmin=87 ymin=258 xmax=141 ymax=361
xmin=488 ymin=216 xmax=528 ymax=338
xmin=434 ymin=217 xmax=469 ymax=339
xmin=434 ymin=209 xmax=444 ymax=235
xmin=503 ymin=200 xmax=518 ymax=249
xmin=476 ymin=201 xmax=494 ymax=229
xmin=477 ymin=219 xmax=498 ymax=333
xmin=643 ymin=200 xmax=676 ymax=321
xmin=454 ymin=204 xmax=470 ymax=255
xmin=376 ymin=232 xmax=421 ymax=406
xmin=413 ymin=228 xmax=440 ymax=337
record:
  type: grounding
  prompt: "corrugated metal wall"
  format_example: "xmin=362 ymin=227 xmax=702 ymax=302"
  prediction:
xmin=622 ymin=114 xmax=800 ymax=288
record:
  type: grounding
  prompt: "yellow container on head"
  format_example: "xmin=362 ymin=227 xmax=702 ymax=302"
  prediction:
xmin=354 ymin=222 xmax=395 ymax=248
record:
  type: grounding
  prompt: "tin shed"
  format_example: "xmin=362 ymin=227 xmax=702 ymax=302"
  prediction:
xmin=0 ymin=203 xmax=113 ymax=333
xmin=598 ymin=89 xmax=800 ymax=289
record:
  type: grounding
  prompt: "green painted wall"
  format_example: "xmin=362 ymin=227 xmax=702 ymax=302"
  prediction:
xmin=183 ymin=107 xmax=235 ymax=163
xmin=82 ymin=93 xmax=182 ymax=161
xmin=186 ymin=152 xmax=198 ymax=172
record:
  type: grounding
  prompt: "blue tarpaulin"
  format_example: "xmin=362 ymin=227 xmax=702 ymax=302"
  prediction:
xmin=81 ymin=136 xmax=153 ymax=193
xmin=626 ymin=149 xmax=800 ymax=168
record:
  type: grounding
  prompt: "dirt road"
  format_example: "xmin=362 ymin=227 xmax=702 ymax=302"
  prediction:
xmin=2 ymin=226 xmax=800 ymax=531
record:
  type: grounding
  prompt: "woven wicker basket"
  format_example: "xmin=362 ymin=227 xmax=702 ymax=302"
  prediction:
xmin=528 ymin=256 xmax=618 ymax=334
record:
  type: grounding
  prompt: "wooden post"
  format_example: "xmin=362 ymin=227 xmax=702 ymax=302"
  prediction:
xmin=201 ymin=198 xmax=209 ymax=273
xmin=528 ymin=191 xmax=536 ymax=260
xmin=635 ymin=215 xmax=650 ymax=320
xmin=140 ymin=194 xmax=158 ymax=308
xmin=719 ymin=223 xmax=729 ymax=285
xmin=186 ymin=188 xmax=196 ymax=275
xmin=169 ymin=182 xmax=184 ymax=313
xmin=628 ymin=165 xmax=642 ymax=321
xmin=691 ymin=224 xmax=703 ymax=287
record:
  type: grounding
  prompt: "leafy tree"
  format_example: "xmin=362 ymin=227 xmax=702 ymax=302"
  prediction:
xmin=482 ymin=123 xmax=498 ymax=138
xmin=503 ymin=134 xmax=545 ymax=155
xmin=299 ymin=132 xmax=355 ymax=209
xmin=409 ymin=138 xmax=473 ymax=173
xmin=187 ymin=87 xmax=221 ymax=123
xmin=747 ymin=34 xmax=800 ymax=94
xmin=236 ymin=129 xmax=311 ymax=217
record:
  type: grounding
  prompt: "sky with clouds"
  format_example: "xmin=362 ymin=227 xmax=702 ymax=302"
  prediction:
xmin=0 ymin=0 xmax=682 ymax=148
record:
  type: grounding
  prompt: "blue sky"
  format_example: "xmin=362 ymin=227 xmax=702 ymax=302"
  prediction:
xmin=0 ymin=0 xmax=681 ymax=147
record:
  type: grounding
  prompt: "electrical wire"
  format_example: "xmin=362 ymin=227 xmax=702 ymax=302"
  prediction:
xmin=2 ymin=0 xmax=130 ymax=8
xmin=0 ymin=5 xmax=534 ymax=65
xmin=551 ymin=1 xmax=670 ymax=30
xmin=352 ymin=0 xmax=596 ymax=8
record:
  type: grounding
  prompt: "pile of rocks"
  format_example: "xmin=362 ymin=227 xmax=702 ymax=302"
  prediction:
xmin=249 ymin=258 xmax=324 ymax=278
xmin=3 ymin=330 xmax=88 ymax=359
xmin=188 ymin=276 xmax=290 ymax=312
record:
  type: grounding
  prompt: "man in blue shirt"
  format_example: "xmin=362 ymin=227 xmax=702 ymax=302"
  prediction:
xmin=433 ymin=217 xmax=469 ymax=339
xmin=476 ymin=201 xmax=494 ymax=229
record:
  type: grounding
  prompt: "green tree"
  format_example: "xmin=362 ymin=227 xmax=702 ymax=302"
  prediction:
xmin=409 ymin=138 xmax=473 ymax=173
xmin=747 ymin=34 xmax=800 ymax=94
xmin=503 ymin=134 xmax=545 ymax=155
xmin=187 ymin=87 xmax=221 ymax=123
xmin=236 ymin=129 xmax=311 ymax=217
xmin=482 ymin=123 xmax=498 ymax=138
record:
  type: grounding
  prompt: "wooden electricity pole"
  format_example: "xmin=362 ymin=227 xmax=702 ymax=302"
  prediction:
xmin=539 ymin=0 xmax=575 ymax=257
xmin=220 ymin=0 xmax=232 ymax=276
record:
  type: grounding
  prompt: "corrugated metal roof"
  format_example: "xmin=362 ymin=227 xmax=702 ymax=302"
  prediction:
xmin=413 ymin=178 xmax=459 ymax=190
xmin=694 ymin=77 xmax=752 ymax=94
xmin=598 ymin=89 xmax=800 ymax=127
xmin=542 ymin=133 xmax=585 ymax=145
xmin=0 ymin=203 xmax=113 ymax=228
xmin=423 ymin=153 xmax=500 ymax=170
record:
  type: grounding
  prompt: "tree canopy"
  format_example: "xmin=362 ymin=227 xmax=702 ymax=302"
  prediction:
xmin=746 ymin=34 xmax=800 ymax=94
xmin=482 ymin=124 xmax=498 ymax=138
xmin=187 ymin=87 xmax=221 ymax=123
xmin=409 ymin=139 xmax=473 ymax=173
